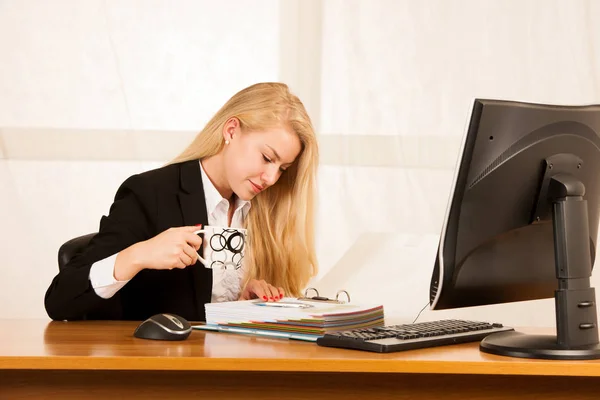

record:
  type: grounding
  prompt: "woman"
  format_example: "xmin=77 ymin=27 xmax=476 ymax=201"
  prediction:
xmin=44 ymin=82 xmax=319 ymax=321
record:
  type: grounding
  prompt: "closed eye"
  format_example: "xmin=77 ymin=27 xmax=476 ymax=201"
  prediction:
xmin=264 ymin=154 xmax=288 ymax=172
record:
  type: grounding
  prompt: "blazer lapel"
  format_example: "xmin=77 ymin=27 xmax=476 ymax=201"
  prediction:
xmin=177 ymin=160 xmax=212 ymax=320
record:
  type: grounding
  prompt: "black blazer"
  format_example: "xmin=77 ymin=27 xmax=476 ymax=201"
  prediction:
xmin=44 ymin=160 xmax=213 ymax=321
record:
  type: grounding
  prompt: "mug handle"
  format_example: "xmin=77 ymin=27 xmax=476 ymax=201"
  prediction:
xmin=193 ymin=229 xmax=207 ymax=265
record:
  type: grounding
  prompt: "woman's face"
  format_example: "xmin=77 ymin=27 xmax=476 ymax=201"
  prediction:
xmin=222 ymin=118 xmax=302 ymax=201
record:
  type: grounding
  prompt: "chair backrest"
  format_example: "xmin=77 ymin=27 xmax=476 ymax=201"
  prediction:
xmin=58 ymin=233 xmax=97 ymax=271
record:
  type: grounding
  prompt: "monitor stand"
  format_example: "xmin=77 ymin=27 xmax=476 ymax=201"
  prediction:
xmin=480 ymin=171 xmax=600 ymax=360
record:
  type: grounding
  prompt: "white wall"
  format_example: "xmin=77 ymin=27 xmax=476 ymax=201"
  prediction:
xmin=1 ymin=0 xmax=599 ymax=329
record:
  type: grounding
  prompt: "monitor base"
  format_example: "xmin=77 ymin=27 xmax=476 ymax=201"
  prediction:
xmin=480 ymin=331 xmax=600 ymax=360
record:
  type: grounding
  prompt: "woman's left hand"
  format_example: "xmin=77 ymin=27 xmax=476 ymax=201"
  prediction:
xmin=239 ymin=279 xmax=284 ymax=302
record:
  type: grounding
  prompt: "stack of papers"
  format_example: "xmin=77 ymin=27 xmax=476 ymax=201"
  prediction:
xmin=193 ymin=298 xmax=385 ymax=342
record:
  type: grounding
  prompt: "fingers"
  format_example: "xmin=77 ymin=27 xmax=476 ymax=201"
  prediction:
xmin=249 ymin=280 xmax=269 ymax=301
xmin=147 ymin=225 xmax=205 ymax=272
xmin=175 ymin=237 xmax=198 ymax=268
xmin=261 ymin=281 xmax=278 ymax=301
xmin=251 ymin=280 xmax=283 ymax=302
xmin=177 ymin=251 xmax=193 ymax=268
xmin=173 ymin=258 xmax=187 ymax=270
xmin=184 ymin=231 xmax=203 ymax=251
xmin=164 ymin=225 xmax=202 ymax=234
xmin=241 ymin=280 xmax=286 ymax=301
xmin=250 ymin=281 xmax=266 ymax=301
xmin=186 ymin=224 xmax=203 ymax=234
xmin=264 ymin=284 xmax=281 ymax=301
xmin=269 ymin=285 xmax=284 ymax=301
xmin=182 ymin=244 xmax=199 ymax=265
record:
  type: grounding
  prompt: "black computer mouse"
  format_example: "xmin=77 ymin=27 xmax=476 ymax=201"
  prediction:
xmin=133 ymin=313 xmax=192 ymax=341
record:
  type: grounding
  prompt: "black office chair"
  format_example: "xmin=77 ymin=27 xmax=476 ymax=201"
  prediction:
xmin=57 ymin=233 xmax=97 ymax=271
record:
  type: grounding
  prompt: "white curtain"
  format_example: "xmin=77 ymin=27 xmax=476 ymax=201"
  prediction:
xmin=313 ymin=0 xmax=600 ymax=325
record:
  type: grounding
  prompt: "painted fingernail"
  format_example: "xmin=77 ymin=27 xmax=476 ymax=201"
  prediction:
xmin=195 ymin=224 xmax=202 ymax=227
xmin=263 ymin=296 xmax=267 ymax=300
xmin=279 ymin=294 xmax=283 ymax=298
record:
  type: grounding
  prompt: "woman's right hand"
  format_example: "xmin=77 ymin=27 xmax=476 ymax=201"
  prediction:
xmin=113 ymin=226 xmax=203 ymax=281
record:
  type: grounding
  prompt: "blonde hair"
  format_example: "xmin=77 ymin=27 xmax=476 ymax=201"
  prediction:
xmin=171 ymin=82 xmax=319 ymax=296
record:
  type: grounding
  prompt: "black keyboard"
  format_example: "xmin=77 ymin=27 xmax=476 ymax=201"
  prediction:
xmin=316 ymin=319 xmax=514 ymax=353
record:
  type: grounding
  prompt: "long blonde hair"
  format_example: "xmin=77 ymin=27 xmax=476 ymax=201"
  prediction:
xmin=171 ymin=82 xmax=318 ymax=296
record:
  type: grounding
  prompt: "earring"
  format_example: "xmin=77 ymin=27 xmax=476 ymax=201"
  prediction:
xmin=225 ymin=140 xmax=230 ymax=145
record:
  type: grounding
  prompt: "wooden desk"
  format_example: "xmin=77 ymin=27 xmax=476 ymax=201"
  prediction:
xmin=1 ymin=320 xmax=599 ymax=399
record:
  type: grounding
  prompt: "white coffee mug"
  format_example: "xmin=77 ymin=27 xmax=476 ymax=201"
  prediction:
xmin=193 ymin=226 xmax=247 ymax=270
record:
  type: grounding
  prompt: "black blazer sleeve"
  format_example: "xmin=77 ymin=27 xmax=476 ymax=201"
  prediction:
xmin=44 ymin=173 xmax=157 ymax=321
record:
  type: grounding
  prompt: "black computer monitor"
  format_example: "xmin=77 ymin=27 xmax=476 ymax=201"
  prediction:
xmin=429 ymin=99 xmax=600 ymax=360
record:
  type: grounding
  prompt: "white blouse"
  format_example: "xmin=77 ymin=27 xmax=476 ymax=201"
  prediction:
xmin=198 ymin=161 xmax=251 ymax=302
